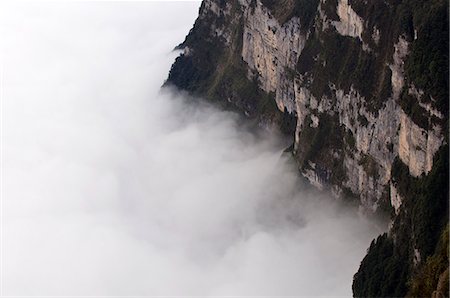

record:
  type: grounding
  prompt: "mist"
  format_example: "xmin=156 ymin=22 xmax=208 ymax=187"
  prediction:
xmin=0 ymin=1 xmax=381 ymax=296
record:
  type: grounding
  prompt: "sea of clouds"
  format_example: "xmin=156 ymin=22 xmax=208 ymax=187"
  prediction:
xmin=0 ymin=1 xmax=381 ymax=296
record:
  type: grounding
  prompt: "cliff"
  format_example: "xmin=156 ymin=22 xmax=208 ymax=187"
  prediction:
xmin=166 ymin=0 xmax=449 ymax=296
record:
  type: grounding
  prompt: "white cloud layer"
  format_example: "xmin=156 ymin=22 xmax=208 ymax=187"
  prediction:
xmin=0 ymin=2 xmax=381 ymax=296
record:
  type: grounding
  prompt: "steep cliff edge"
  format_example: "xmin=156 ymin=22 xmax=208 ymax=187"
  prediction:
xmin=166 ymin=0 xmax=449 ymax=296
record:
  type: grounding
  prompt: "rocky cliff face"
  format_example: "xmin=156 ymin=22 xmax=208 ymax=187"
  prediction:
xmin=167 ymin=0 xmax=449 ymax=296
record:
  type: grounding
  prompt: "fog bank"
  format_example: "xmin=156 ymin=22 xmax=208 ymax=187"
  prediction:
xmin=1 ymin=2 xmax=380 ymax=296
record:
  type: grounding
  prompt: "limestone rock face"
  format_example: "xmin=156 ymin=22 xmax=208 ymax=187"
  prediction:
xmin=398 ymin=110 xmax=443 ymax=177
xmin=168 ymin=0 xmax=448 ymax=215
xmin=241 ymin=0 xmax=307 ymax=112
xmin=390 ymin=37 xmax=409 ymax=100
xmin=389 ymin=183 xmax=402 ymax=215
xmin=333 ymin=0 xmax=364 ymax=40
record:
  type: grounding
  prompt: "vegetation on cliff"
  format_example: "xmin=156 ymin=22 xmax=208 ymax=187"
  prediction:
xmin=353 ymin=145 xmax=449 ymax=297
